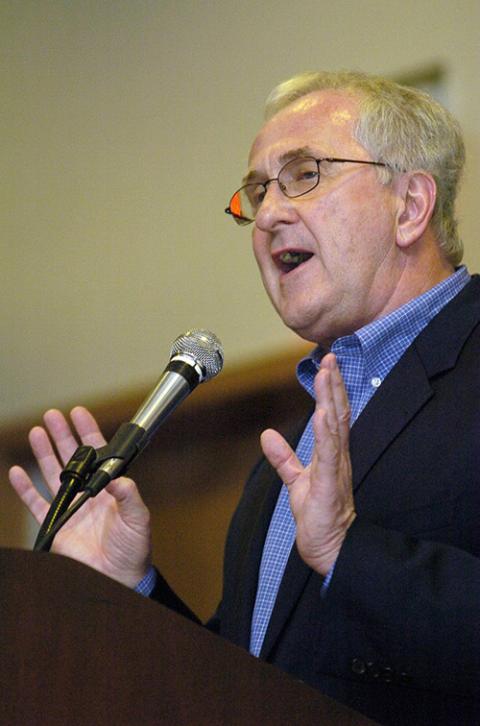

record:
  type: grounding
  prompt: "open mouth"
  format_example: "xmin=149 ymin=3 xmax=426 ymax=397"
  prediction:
xmin=275 ymin=250 xmax=314 ymax=274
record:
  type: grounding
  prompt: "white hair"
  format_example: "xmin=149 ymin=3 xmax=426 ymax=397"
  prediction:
xmin=265 ymin=71 xmax=465 ymax=265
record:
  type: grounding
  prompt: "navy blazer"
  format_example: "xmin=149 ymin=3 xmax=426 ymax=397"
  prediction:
xmin=153 ymin=276 xmax=480 ymax=725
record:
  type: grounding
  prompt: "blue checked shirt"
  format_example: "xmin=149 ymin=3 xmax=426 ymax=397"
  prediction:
xmin=248 ymin=266 xmax=470 ymax=657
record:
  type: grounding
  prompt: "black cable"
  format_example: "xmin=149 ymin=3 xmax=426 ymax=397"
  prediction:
xmin=33 ymin=445 xmax=97 ymax=551
xmin=33 ymin=490 xmax=93 ymax=553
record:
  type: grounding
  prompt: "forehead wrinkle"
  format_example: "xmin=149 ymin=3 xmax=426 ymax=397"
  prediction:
xmin=242 ymin=145 xmax=318 ymax=185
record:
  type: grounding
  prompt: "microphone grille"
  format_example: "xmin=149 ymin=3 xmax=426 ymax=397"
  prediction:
xmin=170 ymin=329 xmax=224 ymax=381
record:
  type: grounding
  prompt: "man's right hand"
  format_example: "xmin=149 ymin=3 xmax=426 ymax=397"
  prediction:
xmin=8 ymin=406 xmax=152 ymax=589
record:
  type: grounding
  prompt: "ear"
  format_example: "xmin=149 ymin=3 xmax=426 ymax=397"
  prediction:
xmin=396 ymin=172 xmax=437 ymax=249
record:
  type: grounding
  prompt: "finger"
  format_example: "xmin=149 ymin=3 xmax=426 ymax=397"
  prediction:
xmin=42 ymin=409 xmax=81 ymax=466
xmin=311 ymin=393 xmax=353 ymax=504
xmin=310 ymin=408 xmax=341 ymax=479
xmin=28 ymin=424 xmax=64 ymax=494
xmin=260 ymin=428 xmax=304 ymax=487
xmin=314 ymin=366 xmax=338 ymax=436
xmin=320 ymin=353 xmax=351 ymax=446
xmin=106 ymin=477 xmax=150 ymax=531
xmin=8 ymin=465 xmax=50 ymax=523
xmin=42 ymin=407 xmax=107 ymax=466
xmin=70 ymin=406 xmax=107 ymax=448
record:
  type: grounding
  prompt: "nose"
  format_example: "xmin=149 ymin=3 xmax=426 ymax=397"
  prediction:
xmin=254 ymin=181 xmax=298 ymax=232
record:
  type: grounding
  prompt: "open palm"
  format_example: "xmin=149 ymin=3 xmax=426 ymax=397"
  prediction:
xmin=9 ymin=406 xmax=152 ymax=588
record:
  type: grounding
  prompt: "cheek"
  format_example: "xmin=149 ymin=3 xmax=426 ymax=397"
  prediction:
xmin=324 ymin=193 xmax=394 ymax=262
xmin=251 ymin=229 xmax=269 ymax=268
xmin=304 ymin=205 xmax=357 ymax=266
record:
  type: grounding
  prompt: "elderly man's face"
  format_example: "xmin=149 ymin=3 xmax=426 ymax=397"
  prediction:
xmin=249 ymin=90 xmax=405 ymax=346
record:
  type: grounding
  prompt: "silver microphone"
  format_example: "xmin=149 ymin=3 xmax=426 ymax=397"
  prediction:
xmin=85 ymin=329 xmax=224 ymax=496
xmin=132 ymin=328 xmax=223 ymax=436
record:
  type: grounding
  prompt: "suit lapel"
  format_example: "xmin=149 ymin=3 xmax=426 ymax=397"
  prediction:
xmin=257 ymin=275 xmax=480 ymax=659
xmin=230 ymin=467 xmax=282 ymax=649
xmin=350 ymin=275 xmax=480 ymax=491
xmin=226 ymin=418 xmax=311 ymax=649
xmin=259 ymin=544 xmax=311 ymax=658
xmin=349 ymin=344 xmax=433 ymax=491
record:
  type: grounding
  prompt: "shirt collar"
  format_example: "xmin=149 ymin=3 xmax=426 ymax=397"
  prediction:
xmin=297 ymin=266 xmax=470 ymax=396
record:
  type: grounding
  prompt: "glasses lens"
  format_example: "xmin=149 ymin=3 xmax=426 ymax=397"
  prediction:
xmin=280 ymin=157 xmax=319 ymax=197
xmin=227 ymin=157 xmax=320 ymax=225
xmin=228 ymin=184 xmax=263 ymax=224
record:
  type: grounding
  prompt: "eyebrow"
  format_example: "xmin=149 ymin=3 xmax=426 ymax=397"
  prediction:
xmin=242 ymin=146 xmax=317 ymax=185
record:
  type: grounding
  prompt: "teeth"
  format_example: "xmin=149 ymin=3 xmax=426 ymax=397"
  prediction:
xmin=280 ymin=251 xmax=311 ymax=266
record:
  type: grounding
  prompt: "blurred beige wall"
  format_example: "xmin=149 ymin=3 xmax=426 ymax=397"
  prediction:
xmin=2 ymin=0 xmax=480 ymax=423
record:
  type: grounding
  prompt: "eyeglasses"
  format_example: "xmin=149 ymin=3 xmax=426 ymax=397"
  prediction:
xmin=224 ymin=156 xmax=387 ymax=225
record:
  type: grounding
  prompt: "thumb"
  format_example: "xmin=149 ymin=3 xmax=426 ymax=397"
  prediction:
xmin=106 ymin=477 xmax=150 ymax=529
xmin=260 ymin=429 xmax=304 ymax=487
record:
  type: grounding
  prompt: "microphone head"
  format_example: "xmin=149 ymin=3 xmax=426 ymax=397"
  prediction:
xmin=170 ymin=329 xmax=224 ymax=382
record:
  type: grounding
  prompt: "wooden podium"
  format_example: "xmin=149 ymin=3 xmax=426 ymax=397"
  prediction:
xmin=0 ymin=548 xmax=377 ymax=725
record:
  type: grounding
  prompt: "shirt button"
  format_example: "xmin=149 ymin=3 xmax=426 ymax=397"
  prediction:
xmin=351 ymin=658 xmax=367 ymax=675
xmin=371 ymin=376 xmax=382 ymax=388
xmin=381 ymin=666 xmax=394 ymax=683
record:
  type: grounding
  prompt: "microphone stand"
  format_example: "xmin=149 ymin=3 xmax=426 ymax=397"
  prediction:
xmin=33 ymin=423 xmax=147 ymax=552
xmin=33 ymin=489 xmax=94 ymax=553
xmin=33 ymin=445 xmax=97 ymax=552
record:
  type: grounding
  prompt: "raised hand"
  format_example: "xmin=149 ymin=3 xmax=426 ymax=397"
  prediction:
xmin=9 ymin=406 xmax=152 ymax=588
xmin=260 ymin=353 xmax=356 ymax=575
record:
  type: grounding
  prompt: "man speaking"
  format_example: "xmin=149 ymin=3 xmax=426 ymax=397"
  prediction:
xmin=9 ymin=71 xmax=480 ymax=725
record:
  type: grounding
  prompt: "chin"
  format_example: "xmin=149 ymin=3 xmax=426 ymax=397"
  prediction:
xmin=282 ymin=308 xmax=339 ymax=347
xmin=281 ymin=316 xmax=324 ymax=345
